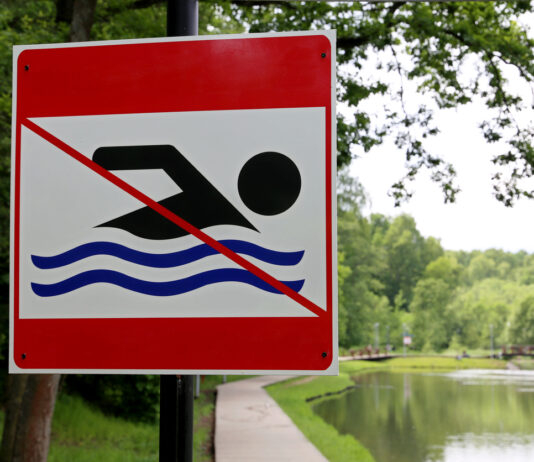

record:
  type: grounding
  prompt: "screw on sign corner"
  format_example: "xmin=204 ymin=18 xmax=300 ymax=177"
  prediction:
xmin=321 ymin=352 xmax=327 ymax=358
xmin=24 ymin=65 xmax=29 ymax=71
xmin=321 ymin=52 xmax=327 ymax=58
xmin=21 ymin=353 xmax=27 ymax=360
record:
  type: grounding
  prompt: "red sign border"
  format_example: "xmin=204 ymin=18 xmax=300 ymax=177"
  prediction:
xmin=10 ymin=32 xmax=337 ymax=374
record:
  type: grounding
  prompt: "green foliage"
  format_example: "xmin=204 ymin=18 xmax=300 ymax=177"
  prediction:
xmin=423 ymin=255 xmax=463 ymax=289
xmin=65 ymin=375 xmax=160 ymax=423
xmin=467 ymin=254 xmax=498 ymax=283
xmin=511 ymin=296 xmax=534 ymax=344
xmin=381 ymin=215 xmax=444 ymax=307
xmin=410 ymin=279 xmax=454 ymax=351
xmin=238 ymin=1 xmax=534 ymax=206
xmin=336 ymin=172 xmax=446 ymax=349
xmin=48 ymin=393 xmax=158 ymax=461
xmin=337 ymin=251 xmax=352 ymax=345
xmin=337 ymin=171 xmax=534 ymax=352
xmin=449 ymin=279 xmax=534 ymax=348
xmin=337 ymin=171 xmax=389 ymax=347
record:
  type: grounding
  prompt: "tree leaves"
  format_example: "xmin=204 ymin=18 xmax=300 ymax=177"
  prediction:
xmin=233 ymin=1 xmax=534 ymax=206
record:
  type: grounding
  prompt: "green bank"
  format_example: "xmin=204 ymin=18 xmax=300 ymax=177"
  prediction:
xmin=267 ymin=356 xmax=507 ymax=462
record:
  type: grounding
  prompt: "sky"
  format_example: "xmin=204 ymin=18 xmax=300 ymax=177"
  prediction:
xmin=348 ymin=15 xmax=534 ymax=254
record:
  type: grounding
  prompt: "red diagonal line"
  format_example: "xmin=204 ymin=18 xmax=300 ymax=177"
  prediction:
xmin=22 ymin=118 xmax=325 ymax=317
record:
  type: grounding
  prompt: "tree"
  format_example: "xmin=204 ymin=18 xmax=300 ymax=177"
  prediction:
xmin=410 ymin=278 xmax=454 ymax=351
xmin=381 ymin=214 xmax=443 ymax=307
xmin=467 ymin=254 xmax=497 ymax=283
xmin=0 ymin=375 xmax=60 ymax=462
xmin=337 ymin=172 xmax=388 ymax=346
xmin=337 ymin=251 xmax=352 ymax=345
xmin=447 ymin=278 xmax=534 ymax=347
xmin=70 ymin=0 xmax=98 ymax=42
xmin=240 ymin=1 xmax=534 ymax=206
xmin=511 ymin=296 xmax=534 ymax=344
xmin=423 ymin=255 xmax=463 ymax=289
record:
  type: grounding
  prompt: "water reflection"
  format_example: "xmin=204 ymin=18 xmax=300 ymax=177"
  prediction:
xmin=313 ymin=370 xmax=534 ymax=462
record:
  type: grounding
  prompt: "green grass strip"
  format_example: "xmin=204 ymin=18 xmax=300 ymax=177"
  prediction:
xmin=267 ymin=361 xmax=383 ymax=462
xmin=49 ymin=394 xmax=158 ymax=461
xmin=384 ymin=356 xmax=507 ymax=371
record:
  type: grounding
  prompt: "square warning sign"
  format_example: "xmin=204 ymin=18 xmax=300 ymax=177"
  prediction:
xmin=11 ymin=31 xmax=337 ymax=374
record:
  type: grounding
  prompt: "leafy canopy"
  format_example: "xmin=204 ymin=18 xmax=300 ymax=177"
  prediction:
xmin=234 ymin=0 xmax=534 ymax=206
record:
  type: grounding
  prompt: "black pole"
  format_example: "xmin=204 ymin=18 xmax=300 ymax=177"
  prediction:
xmin=167 ymin=0 xmax=198 ymax=37
xmin=176 ymin=375 xmax=194 ymax=460
xmin=160 ymin=4 xmax=198 ymax=461
xmin=159 ymin=375 xmax=194 ymax=461
xmin=160 ymin=376 xmax=178 ymax=460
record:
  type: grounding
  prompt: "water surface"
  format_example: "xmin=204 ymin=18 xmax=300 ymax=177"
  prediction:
xmin=313 ymin=369 xmax=534 ymax=462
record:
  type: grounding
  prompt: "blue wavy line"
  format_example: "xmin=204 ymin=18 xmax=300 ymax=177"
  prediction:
xmin=31 ymin=240 xmax=304 ymax=269
xmin=31 ymin=268 xmax=305 ymax=297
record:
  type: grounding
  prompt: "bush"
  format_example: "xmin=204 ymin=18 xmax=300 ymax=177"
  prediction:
xmin=65 ymin=375 xmax=160 ymax=423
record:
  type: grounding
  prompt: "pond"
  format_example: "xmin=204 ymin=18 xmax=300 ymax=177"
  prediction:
xmin=313 ymin=369 xmax=534 ymax=462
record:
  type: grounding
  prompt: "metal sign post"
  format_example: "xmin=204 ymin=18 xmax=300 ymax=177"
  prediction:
xmin=167 ymin=0 xmax=198 ymax=36
xmin=160 ymin=4 xmax=198 ymax=462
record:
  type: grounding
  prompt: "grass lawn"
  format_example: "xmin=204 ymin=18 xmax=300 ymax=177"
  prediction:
xmin=49 ymin=394 xmax=157 ymax=462
xmin=384 ymin=356 xmax=506 ymax=370
xmin=510 ymin=356 xmax=534 ymax=370
xmin=46 ymin=375 xmax=246 ymax=462
xmin=266 ymin=356 xmax=507 ymax=462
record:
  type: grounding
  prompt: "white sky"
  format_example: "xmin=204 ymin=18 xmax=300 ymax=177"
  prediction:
xmin=348 ymin=14 xmax=534 ymax=254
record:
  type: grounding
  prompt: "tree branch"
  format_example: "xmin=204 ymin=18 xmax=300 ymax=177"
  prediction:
xmin=338 ymin=36 xmax=373 ymax=49
xmin=338 ymin=2 xmax=406 ymax=50
xmin=129 ymin=0 xmax=297 ymax=9
xmin=101 ymin=0 xmax=297 ymax=17
xmin=231 ymin=0 xmax=296 ymax=7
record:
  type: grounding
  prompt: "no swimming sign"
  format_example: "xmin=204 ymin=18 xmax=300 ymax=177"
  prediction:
xmin=10 ymin=31 xmax=337 ymax=374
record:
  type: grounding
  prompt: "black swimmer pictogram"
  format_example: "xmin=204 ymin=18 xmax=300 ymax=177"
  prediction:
xmin=92 ymin=146 xmax=301 ymax=240
xmin=30 ymin=143 xmax=306 ymax=299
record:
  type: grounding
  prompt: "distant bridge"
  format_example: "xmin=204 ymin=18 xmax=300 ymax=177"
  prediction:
xmin=340 ymin=345 xmax=534 ymax=362
xmin=340 ymin=348 xmax=398 ymax=361
xmin=500 ymin=345 xmax=534 ymax=359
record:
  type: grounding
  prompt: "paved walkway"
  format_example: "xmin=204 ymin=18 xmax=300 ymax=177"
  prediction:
xmin=215 ymin=376 xmax=328 ymax=462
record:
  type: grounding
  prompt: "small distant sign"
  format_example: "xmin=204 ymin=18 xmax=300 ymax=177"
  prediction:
xmin=403 ymin=336 xmax=412 ymax=346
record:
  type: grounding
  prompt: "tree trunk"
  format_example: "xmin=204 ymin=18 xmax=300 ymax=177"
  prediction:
xmin=55 ymin=0 xmax=74 ymax=24
xmin=0 ymin=375 xmax=61 ymax=462
xmin=69 ymin=0 xmax=97 ymax=42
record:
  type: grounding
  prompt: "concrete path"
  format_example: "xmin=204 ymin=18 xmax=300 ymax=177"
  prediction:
xmin=215 ymin=376 xmax=328 ymax=462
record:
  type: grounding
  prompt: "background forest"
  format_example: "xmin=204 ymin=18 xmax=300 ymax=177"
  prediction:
xmin=338 ymin=171 xmax=534 ymax=352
